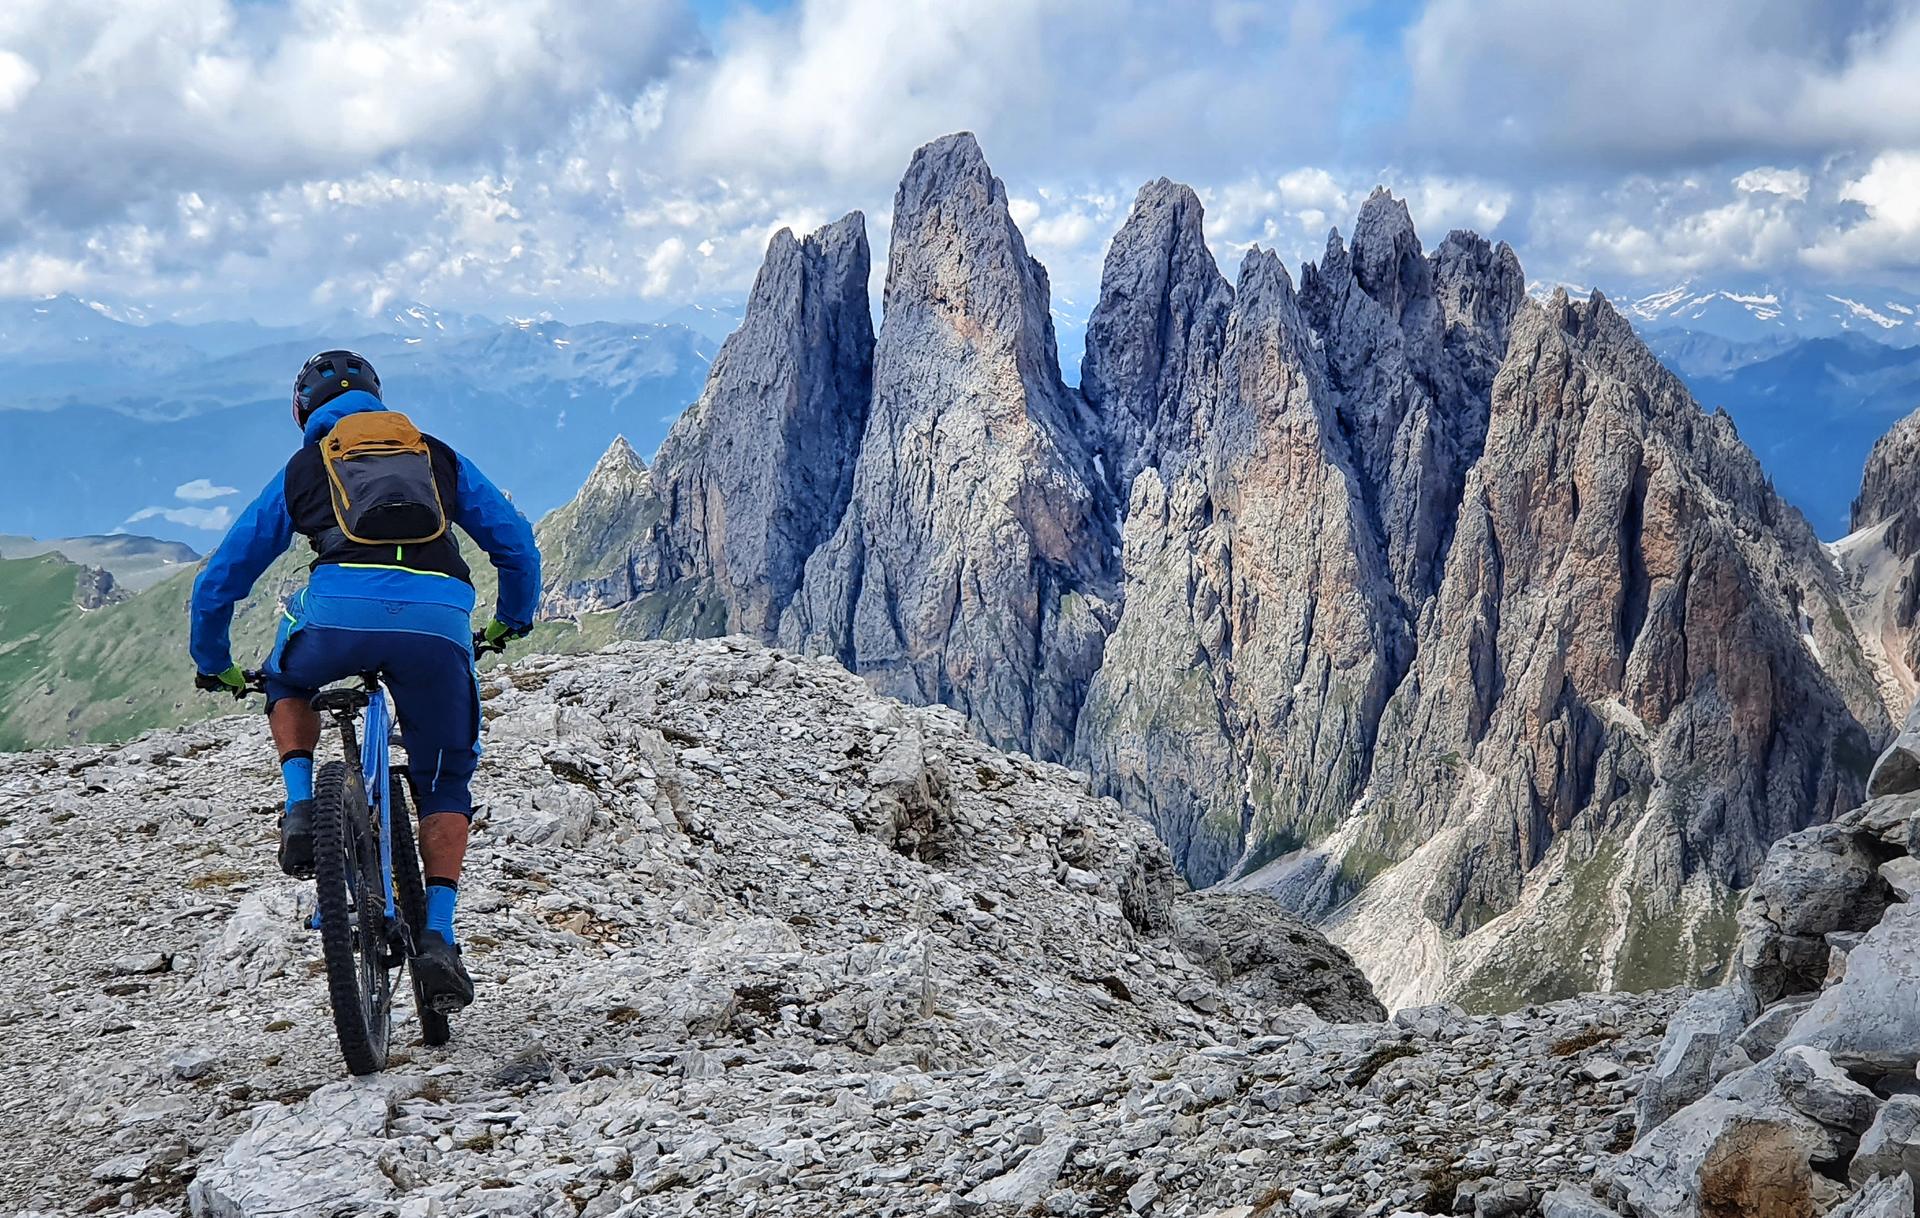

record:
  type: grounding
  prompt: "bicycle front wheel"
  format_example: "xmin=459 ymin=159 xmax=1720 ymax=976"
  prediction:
xmin=312 ymin=760 xmax=392 ymax=1075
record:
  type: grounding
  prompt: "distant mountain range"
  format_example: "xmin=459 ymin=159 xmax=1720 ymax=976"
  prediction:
xmin=0 ymin=294 xmax=724 ymax=546
xmin=1615 ymin=279 xmax=1920 ymax=346
xmin=0 ymin=533 xmax=196 ymax=591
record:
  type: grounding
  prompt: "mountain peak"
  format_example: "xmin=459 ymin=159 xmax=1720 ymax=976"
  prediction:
xmin=895 ymin=132 xmax=994 ymax=217
xmin=1349 ymin=188 xmax=1427 ymax=318
xmin=587 ymin=434 xmax=646 ymax=482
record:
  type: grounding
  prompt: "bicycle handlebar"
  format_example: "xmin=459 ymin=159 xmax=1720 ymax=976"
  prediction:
xmin=199 ymin=630 xmax=516 ymax=700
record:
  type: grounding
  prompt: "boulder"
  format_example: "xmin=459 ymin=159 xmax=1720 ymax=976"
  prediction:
xmin=1171 ymin=891 xmax=1386 ymax=1023
xmin=1881 ymin=856 xmax=1920 ymax=902
xmin=1609 ymin=1049 xmax=1872 ymax=1218
xmin=1851 ymin=1096 xmax=1920 ymax=1187
xmin=187 ymin=1083 xmax=400 ymax=1217
xmin=1734 ymin=824 xmax=1894 ymax=1005
xmin=1868 ymin=701 xmax=1920 ymax=797
xmin=1830 ymin=1174 xmax=1917 ymax=1218
xmin=1735 ymin=994 xmax=1818 ymax=1061
xmin=1540 ymin=1187 xmax=1620 ymax=1218
xmin=965 ymin=1131 xmax=1074 ymax=1206
xmin=1776 ymin=1045 xmax=1882 ymax=1134
xmin=1780 ymin=904 xmax=1920 ymax=1074
xmin=1850 ymin=793 xmax=1920 ymax=848
xmin=1634 ymin=983 xmax=1757 ymax=1135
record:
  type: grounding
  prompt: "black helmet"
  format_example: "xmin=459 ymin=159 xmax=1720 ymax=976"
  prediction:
xmin=292 ymin=349 xmax=381 ymax=426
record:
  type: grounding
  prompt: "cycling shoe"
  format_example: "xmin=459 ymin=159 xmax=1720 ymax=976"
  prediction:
xmin=279 ymin=800 xmax=316 ymax=878
xmin=412 ymin=936 xmax=475 ymax=1015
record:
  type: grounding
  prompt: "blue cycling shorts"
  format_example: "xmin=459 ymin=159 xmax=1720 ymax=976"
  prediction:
xmin=262 ymin=585 xmax=481 ymax=817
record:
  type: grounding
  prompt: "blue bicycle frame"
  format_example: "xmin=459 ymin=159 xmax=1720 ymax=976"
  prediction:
xmin=362 ymin=682 xmax=398 ymax=924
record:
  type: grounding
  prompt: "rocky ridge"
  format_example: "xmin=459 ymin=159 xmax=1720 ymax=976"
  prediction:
xmin=0 ymin=638 xmax=1708 ymax=1218
xmin=534 ymin=130 xmax=1886 ymax=1006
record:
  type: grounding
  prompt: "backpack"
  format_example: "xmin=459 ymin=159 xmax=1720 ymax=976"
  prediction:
xmin=319 ymin=411 xmax=449 ymax=545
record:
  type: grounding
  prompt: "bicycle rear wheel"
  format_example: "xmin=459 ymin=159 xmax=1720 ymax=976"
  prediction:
xmin=312 ymin=760 xmax=393 ymax=1075
xmin=388 ymin=770 xmax=450 ymax=1048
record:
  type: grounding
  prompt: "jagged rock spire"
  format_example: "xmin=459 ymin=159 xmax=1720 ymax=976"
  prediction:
xmin=1079 ymin=178 xmax=1233 ymax=495
xmin=643 ymin=211 xmax=875 ymax=636
xmin=781 ymin=133 xmax=1119 ymax=759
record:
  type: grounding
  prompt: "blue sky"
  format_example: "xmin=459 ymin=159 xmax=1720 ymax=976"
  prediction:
xmin=2 ymin=0 xmax=1919 ymax=326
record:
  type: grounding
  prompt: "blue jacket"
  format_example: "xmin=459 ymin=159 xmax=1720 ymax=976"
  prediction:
xmin=189 ymin=393 xmax=541 ymax=673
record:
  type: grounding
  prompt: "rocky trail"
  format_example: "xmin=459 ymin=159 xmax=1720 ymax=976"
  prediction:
xmin=0 ymin=639 xmax=1701 ymax=1218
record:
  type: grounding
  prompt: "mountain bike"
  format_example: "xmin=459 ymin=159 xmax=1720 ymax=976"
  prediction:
xmin=226 ymin=630 xmax=506 ymax=1075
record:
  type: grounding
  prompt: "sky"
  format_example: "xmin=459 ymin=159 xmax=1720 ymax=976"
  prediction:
xmin=3 ymin=0 xmax=1920 ymax=327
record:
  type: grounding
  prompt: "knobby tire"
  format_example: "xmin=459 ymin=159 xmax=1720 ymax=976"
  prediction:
xmin=313 ymin=760 xmax=391 ymax=1075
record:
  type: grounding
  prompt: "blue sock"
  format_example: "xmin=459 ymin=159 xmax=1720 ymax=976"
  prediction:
xmin=425 ymin=879 xmax=458 ymax=946
xmin=281 ymin=752 xmax=314 ymax=812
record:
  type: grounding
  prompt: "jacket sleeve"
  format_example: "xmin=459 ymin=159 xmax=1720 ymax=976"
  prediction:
xmin=451 ymin=454 xmax=541 ymax=630
xmin=189 ymin=470 xmax=294 ymax=673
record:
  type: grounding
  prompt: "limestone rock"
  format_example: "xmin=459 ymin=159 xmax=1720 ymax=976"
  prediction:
xmin=781 ymin=132 xmax=1120 ymax=763
xmin=1171 ymin=891 xmax=1386 ymax=1024
xmin=1079 ymin=177 xmax=1233 ymax=493
xmin=1634 ymin=983 xmax=1757 ymax=1135
xmin=1831 ymin=1175 xmax=1917 ymax=1218
xmin=1541 ymin=1186 xmax=1622 ymax=1218
xmin=1736 ymin=993 xmax=1818 ymax=1061
xmin=187 ymin=1082 xmax=399 ymax=1217
xmin=2 ymin=639 xmax=1684 ymax=1217
xmin=1607 ymin=1050 xmax=1862 ymax=1218
xmin=1851 ymin=1097 xmax=1920 ymax=1188
xmin=1735 ymin=822 xmax=1895 ymax=1005
xmin=1780 ymin=903 xmax=1920 ymax=1073
xmin=645 ymin=212 xmax=875 ymax=637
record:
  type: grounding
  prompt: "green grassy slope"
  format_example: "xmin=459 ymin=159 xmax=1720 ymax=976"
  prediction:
xmin=0 ymin=555 xmax=89 ymax=708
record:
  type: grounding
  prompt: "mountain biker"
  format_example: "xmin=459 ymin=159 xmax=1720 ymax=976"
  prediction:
xmin=187 ymin=350 xmax=540 ymax=1015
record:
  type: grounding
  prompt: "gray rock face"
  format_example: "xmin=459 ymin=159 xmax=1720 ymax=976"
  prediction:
xmin=647 ymin=213 xmax=875 ymax=637
xmin=537 ymin=436 xmax=666 ymax=618
xmin=1606 ymin=1047 xmax=1869 ymax=1218
xmin=1614 ymin=727 xmax=1920 ymax=1218
xmin=1832 ymin=1174 xmax=1918 ymax=1218
xmin=541 ymin=216 xmax=875 ymax=640
xmin=1296 ymin=190 xmax=1522 ymax=611
xmin=1780 ymin=902 xmax=1920 ymax=1073
xmin=780 ymin=132 xmax=1120 ymax=762
xmin=1852 ymin=1098 xmax=1920 ymax=1188
xmin=1326 ymin=291 xmax=1887 ymax=1005
xmin=1077 ymin=247 xmax=1406 ymax=888
xmin=1079 ymin=177 xmax=1234 ymax=493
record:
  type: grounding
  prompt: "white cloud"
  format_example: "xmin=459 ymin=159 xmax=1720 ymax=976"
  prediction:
xmin=667 ymin=0 xmax=1357 ymax=192
xmin=1734 ymin=167 xmax=1811 ymax=200
xmin=0 ymin=0 xmax=1916 ymax=322
xmin=1805 ymin=151 xmax=1920 ymax=274
xmin=0 ymin=0 xmax=697 ymax=227
xmin=0 ymin=49 xmax=38 ymax=112
xmin=126 ymin=504 xmax=233 ymax=531
xmin=1406 ymin=1 xmax=1920 ymax=165
xmin=174 ymin=478 xmax=237 ymax=502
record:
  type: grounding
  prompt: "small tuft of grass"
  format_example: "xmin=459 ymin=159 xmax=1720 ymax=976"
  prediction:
xmin=186 ymin=868 xmax=248 ymax=890
xmin=1346 ymin=1042 xmax=1421 ymax=1088
xmin=1551 ymin=1026 xmax=1622 ymax=1057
